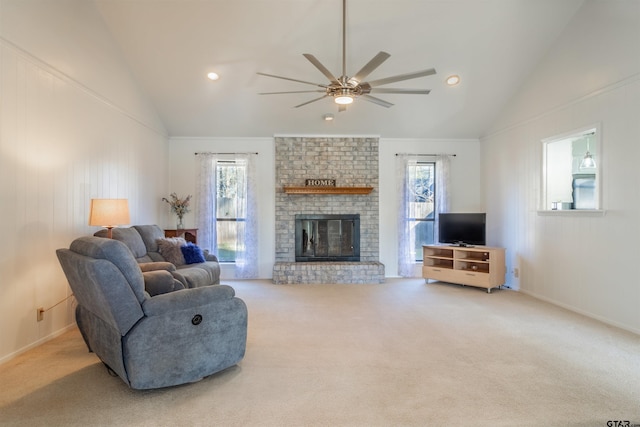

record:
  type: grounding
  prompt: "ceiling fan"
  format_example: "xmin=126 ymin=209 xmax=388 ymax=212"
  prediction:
xmin=257 ymin=0 xmax=436 ymax=111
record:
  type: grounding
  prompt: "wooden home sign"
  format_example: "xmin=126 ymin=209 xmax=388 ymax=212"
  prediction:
xmin=305 ymin=179 xmax=336 ymax=187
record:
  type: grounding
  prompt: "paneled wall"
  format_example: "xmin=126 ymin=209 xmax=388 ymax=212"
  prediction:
xmin=481 ymin=1 xmax=640 ymax=334
xmin=0 ymin=2 xmax=168 ymax=363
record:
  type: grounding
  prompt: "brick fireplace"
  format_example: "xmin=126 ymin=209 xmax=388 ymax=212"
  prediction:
xmin=273 ymin=136 xmax=385 ymax=284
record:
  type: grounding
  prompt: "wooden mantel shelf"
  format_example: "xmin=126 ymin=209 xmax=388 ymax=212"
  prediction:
xmin=283 ymin=186 xmax=374 ymax=195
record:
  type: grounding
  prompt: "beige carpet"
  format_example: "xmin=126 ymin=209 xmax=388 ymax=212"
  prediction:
xmin=1 ymin=278 xmax=639 ymax=426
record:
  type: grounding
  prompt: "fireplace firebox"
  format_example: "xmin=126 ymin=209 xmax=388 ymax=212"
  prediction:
xmin=295 ymin=214 xmax=360 ymax=262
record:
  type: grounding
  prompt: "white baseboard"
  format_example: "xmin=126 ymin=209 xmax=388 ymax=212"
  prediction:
xmin=0 ymin=323 xmax=78 ymax=366
xmin=520 ymin=290 xmax=640 ymax=336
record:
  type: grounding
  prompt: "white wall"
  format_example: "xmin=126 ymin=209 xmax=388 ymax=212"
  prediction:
xmin=168 ymin=138 xmax=275 ymax=279
xmin=168 ymin=136 xmax=482 ymax=279
xmin=0 ymin=0 xmax=168 ymax=363
xmin=481 ymin=0 xmax=640 ymax=334
xmin=379 ymin=138 xmax=483 ymax=277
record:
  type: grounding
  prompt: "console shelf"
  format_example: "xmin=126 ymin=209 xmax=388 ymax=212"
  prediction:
xmin=422 ymin=245 xmax=506 ymax=293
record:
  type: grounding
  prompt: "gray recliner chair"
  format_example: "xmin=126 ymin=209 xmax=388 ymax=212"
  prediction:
xmin=56 ymin=236 xmax=248 ymax=390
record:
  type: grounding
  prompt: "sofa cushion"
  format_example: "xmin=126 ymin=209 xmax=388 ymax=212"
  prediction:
xmin=94 ymin=227 xmax=152 ymax=262
xmin=156 ymin=237 xmax=187 ymax=266
xmin=181 ymin=242 xmax=206 ymax=264
xmin=173 ymin=265 xmax=211 ymax=288
xmin=133 ymin=225 xmax=166 ymax=253
xmin=177 ymin=261 xmax=220 ymax=287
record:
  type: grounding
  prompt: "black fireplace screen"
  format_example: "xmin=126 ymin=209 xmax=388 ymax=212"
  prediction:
xmin=295 ymin=214 xmax=360 ymax=262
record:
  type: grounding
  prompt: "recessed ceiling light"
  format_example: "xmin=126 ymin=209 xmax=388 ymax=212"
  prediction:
xmin=207 ymin=72 xmax=219 ymax=81
xmin=323 ymin=113 xmax=334 ymax=121
xmin=446 ymin=75 xmax=460 ymax=86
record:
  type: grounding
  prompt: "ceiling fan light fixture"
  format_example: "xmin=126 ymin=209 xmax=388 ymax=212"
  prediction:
xmin=335 ymin=95 xmax=354 ymax=105
xmin=335 ymin=88 xmax=354 ymax=104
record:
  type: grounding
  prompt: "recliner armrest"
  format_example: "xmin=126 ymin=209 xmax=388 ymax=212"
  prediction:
xmin=139 ymin=261 xmax=176 ymax=272
xmin=202 ymin=249 xmax=218 ymax=262
xmin=142 ymin=270 xmax=184 ymax=296
xmin=142 ymin=285 xmax=236 ymax=316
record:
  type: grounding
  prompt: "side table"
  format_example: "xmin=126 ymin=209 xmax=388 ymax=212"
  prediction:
xmin=164 ymin=228 xmax=198 ymax=244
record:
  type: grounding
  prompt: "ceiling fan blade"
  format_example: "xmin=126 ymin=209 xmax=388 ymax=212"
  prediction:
xmin=361 ymin=95 xmax=394 ymax=108
xmin=351 ymin=51 xmax=390 ymax=83
xmin=294 ymin=95 xmax=329 ymax=108
xmin=256 ymin=72 xmax=328 ymax=88
xmin=366 ymin=68 xmax=437 ymax=87
xmin=369 ymin=88 xmax=431 ymax=95
xmin=303 ymin=54 xmax=341 ymax=85
xmin=259 ymin=90 xmax=326 ymax=95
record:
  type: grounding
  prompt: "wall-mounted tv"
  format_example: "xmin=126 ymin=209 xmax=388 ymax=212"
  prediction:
xmin=438 ymin=213 xmax=486 ymax=246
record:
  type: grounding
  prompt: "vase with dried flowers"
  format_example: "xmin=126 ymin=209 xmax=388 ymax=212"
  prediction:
xmin=162 ymin=193 xmax=192 ymax=229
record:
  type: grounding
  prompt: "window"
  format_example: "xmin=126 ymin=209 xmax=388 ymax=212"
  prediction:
xmin=407 ymin=162 xmax=436 ymax=261
xmin=398 ymin=154 xmax=450 ymax=277
xmin=216 ymin=161 xmax=247 ymax=262
xmin=197 ymin=153 xmax=258 ymax=277
xmin=542 ymin=124 xmax=601 ymax=212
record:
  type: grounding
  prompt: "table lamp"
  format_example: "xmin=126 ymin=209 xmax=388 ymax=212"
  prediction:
xmin=88 ymin=199 xmax=130 ymax=238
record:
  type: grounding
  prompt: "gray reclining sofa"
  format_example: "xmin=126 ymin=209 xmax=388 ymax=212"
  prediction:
xmin=95 ymin=224 xmax=220 ymax=290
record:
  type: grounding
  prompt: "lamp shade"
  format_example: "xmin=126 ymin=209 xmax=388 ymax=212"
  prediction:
xmin=89 ymin=199 xmax=130 ymax=238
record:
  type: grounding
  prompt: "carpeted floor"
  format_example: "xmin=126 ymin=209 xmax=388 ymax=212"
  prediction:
xmin=1 ymin=278 xmax=639 ymax=426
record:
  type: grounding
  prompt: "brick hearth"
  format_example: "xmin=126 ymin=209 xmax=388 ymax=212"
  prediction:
xmin=272 ymin=262 xmax=385 ymax=284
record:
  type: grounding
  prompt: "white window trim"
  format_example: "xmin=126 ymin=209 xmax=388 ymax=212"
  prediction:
xmin=539 ymin=122 xmax=604 ymax=215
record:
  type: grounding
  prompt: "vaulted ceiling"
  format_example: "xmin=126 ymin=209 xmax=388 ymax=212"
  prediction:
xmin=95 ymin=0 xmax=584 ymax=138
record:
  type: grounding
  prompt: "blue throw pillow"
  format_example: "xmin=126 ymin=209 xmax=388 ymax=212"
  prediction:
xmin=181 ymin=242 xmax=206 ymax=264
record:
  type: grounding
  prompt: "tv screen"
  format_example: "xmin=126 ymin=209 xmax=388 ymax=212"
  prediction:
xmin=438 ymin=213 xmax=486 ymax=246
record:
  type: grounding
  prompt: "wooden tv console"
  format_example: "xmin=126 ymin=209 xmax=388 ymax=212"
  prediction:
xmin=422 ymin=245 xmax=506 ymax=293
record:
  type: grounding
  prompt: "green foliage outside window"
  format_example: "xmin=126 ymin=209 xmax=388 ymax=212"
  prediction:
xmin=408 ymin=163 xmax=435 ymax=261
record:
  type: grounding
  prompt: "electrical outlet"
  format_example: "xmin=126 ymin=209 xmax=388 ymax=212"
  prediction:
xmin=37 ymin=307 xmax=45 ymax=322
xmin=513 ymin=268 xmax=519 ymax=278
